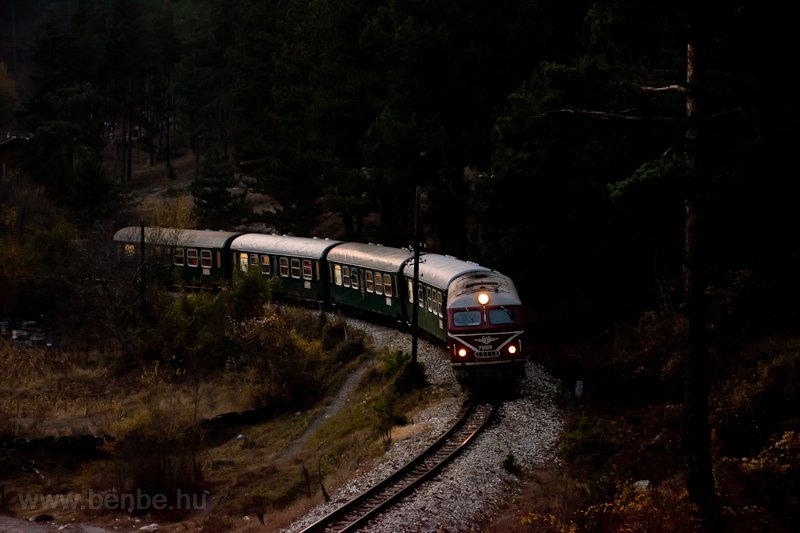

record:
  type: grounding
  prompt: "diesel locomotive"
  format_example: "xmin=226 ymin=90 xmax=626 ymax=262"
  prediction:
xmin=113 ymin=226 xmax=526 ymax=387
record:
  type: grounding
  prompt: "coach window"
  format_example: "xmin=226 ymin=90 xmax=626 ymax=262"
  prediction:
xmin=334 ymin=264 xmax=342 ymax=285
xmin=418 ymin=286 xmax=424 ymax=308
xmin=291 ymin=258 xmax=301 ymax=279
xmin=261 ymin=255 xmax=270 ymax=274
xmin=407 ymin=280 xmax=413 ymax=303
xmin=280 ymin=257 xmax=290 ymax=277
xmin=239 ymin=252 xmax=249 ymax=271
xmin=436 ymin=291 xmax=443 ymax=317
xmin=342 ymin=266 xmax=351 ymax=287
xmin=187 ymin=249 xmax=199 ymax=267
xmin=374 ymin=272 xmax=383 ymax=295
xmin=302 ymin=259 xmax=313 ymax=280
xmin=384 ymin=275 xmax=393 ymax=298
xmin=350 ymin=267 xmax=359 ymax=289
xmin=124 ymin=244 xmax=135 ymax=256
xmin=366 ymin=271 xmax=374 ymax=293
xmin=425 ymin=287 xmax=432 ymax=311
xmin=174 ymin=248 xmax=185 ymax=266
xmin=201 ymin=250 xmax=213 ymax=269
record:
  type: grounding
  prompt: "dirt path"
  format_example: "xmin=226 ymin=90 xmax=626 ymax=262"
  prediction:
xmin=277 ymin=361 xmax=371 ymax=462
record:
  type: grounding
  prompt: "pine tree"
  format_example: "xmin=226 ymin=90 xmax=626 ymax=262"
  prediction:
xmin=190 ymin=149 xmax=239 ymax=228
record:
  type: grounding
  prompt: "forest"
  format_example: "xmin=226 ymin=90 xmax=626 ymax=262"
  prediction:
xmin=1 ymin=0 xmax=799 ymax=531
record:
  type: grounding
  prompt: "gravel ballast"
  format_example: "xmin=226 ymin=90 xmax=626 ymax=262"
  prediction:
xmin=282 ymin=317 xmax=564 ymax=533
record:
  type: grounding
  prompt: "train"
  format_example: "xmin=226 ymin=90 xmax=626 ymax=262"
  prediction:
xmin=113 ymin=226 xmax=527 ymax=387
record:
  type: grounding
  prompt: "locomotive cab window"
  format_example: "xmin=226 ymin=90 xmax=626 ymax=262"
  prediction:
xmin=291 ymin=258 xmax=301 ymax=279
xmin=279 ymin=257 xmax=289 ymax=277
xmin=261 ymin=255 xmax=270 ymax=274
xmin=489 ymin=308 xmax=516 ymax=325
xmin=239 ymin=252 xmax=249 ymax=272
xmin=302 ymin=259 xmax=313 ymax=280
xmin=453 ymin=310 xmax=482 ymax=327
xmin=374 ymin=272 xmax=383 ymax=295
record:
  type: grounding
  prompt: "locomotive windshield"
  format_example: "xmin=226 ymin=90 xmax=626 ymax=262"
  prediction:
xmin=489 ymin=308 xmax=515 ymax=325
xmin=453 ymin=310 xmax=482 ymax=327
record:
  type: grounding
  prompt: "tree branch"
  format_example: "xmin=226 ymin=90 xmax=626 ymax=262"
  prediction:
xmin=547 ymin=107 xmax=681 ymax=122
xmin=634 ymin=83 xmax=688 ymax=93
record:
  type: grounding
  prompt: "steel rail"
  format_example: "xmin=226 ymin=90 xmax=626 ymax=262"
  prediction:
xmin=298 ymin=401 xmax=498 ymax=533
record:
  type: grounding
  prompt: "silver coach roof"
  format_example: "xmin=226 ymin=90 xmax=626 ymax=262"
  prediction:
xmin=113 ymin=227 xmax=242 ymax=248
xmin=327 ymin=242 xmax=415 ymax=272
xmin=231 ymin=233 xmax=343 ymax=259
xmin=402 ymin=253 xmax=489 ymax=290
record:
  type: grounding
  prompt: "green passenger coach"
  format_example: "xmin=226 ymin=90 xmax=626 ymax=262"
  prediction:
xmin=326 ymin=242 xmax=415 ymax=321
xmin=113 ymin=226 xmax=242 ymax=287
xmin=230 ymin=234 xmax=343 ymax=302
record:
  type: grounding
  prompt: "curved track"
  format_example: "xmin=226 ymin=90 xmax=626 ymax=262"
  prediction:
xmin=298 ymin=401 xmax=498 ymax=533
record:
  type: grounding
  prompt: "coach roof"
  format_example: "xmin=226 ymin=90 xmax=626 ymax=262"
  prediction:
xmin=327 ymin=242 xmax=415 ymax=272
xmin=231 ymin=233 xmax=343 ymax=259
xmin=113 ymin=227 xmax=242 ymax=248
xmin=402 ymin=253 xmax=489 ymax=291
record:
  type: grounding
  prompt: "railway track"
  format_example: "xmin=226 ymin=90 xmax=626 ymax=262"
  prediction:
xmin=298 ymin=401 xmax=498 ymax=533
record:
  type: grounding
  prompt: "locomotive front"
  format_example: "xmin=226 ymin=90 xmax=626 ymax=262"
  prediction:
xmin=446 ymin=271 xmax=526 ymax=387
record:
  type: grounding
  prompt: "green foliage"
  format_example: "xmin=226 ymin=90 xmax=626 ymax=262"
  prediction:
xmin=502 ymin=451 xmax=522 ymax=476
xmin=560 ymin=415 xmax=619 ymax=476
xmin=717 ymin=431 xmax=800 ymax=531
xmin=608 ymin=154 xmax=690 ymax=202
xmin=607 ymin=310 xmax=687 ymax=402
xmin=225 ymin=267 xmax=275 ymax=325
xmin=713 ymin=347 xmax=800 ymax=457
xmin=190 ymin=149 xmax=241 ymax=227
xmin=69 ymin=147 xmax=118 ymax=223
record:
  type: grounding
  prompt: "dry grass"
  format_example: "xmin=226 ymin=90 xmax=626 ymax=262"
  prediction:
xmin=0 ymin=333 xmax=444 ymax=532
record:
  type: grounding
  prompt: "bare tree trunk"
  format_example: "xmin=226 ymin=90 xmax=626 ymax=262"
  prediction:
xmin=683 ymin=19 xmax=720 ymax=531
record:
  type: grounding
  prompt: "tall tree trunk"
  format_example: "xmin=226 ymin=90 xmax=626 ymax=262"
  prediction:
xmin=126 ymin=103 xmax=133 ymax=182
xmin=683 ymin=18 xmax=720 ymax=531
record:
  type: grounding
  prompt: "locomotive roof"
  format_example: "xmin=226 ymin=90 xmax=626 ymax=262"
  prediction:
xmin=326 ymin=242 xmax=415 ymax=272
xmin=446 ymin=270 xmax=522 ymax=308
xmin=231 ymin=233 xmax=343 ymax=259
xmin=113 ymin=227 xmax=242 ymax=248
xmin=401 ymin=253 xmax=490 ymax=290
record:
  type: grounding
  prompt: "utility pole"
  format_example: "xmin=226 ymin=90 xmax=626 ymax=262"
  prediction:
xmin=411 ymin=186 xmax=422 ymax=365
